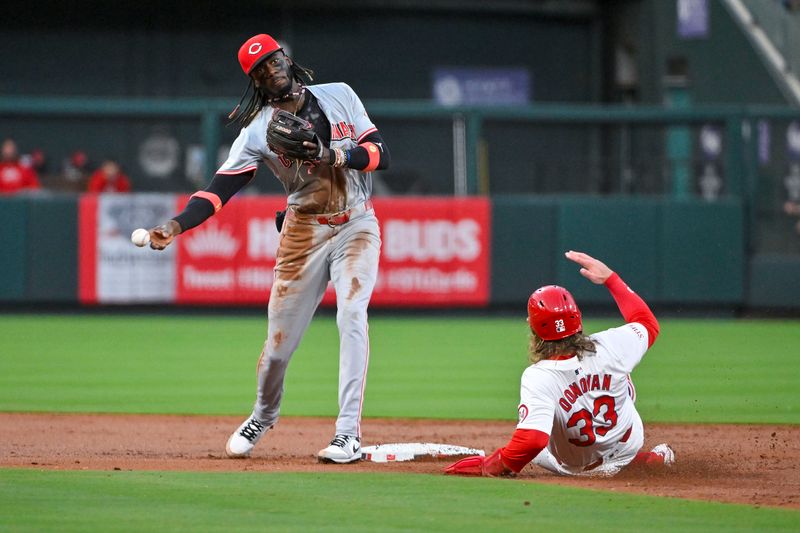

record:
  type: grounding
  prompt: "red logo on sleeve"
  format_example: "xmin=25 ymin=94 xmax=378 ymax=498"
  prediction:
xmin=518 ymin=404 xmax=529 ymax=423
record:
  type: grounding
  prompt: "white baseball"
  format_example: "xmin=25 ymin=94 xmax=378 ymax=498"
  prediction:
xmin=131 ymin=228 xmax=151 ymax=247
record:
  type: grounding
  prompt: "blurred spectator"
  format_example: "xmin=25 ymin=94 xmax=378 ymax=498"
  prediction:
xmin=0 ymin=138 xmax=41 ymax=194
xmin=23 ymin=148 xmax=48 ymax=176
xmin=785 ymin=201 xmax=800 ymax=236
xmin=87 ymin=159 xmax=131 ymax=193
xmin=62 ymin=150 xmax=90 ymax=190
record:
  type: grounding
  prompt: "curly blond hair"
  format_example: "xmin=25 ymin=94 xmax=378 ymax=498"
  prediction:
xmin=528 ymin=331 xmax=597 ymax=364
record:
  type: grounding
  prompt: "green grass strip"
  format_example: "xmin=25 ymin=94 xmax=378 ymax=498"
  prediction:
xmin=0 ymin=469 xmax=797 ymax=532
xmin=0 ymin=315 xmax=798 ymax=423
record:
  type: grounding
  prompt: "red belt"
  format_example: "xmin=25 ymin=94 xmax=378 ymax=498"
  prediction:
xmin=315 ymin=200 xmax=372 ymax=227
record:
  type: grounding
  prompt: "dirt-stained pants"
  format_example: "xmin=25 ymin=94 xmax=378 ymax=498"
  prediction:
xmin=251 ymin=202 xmax=381 ymax=438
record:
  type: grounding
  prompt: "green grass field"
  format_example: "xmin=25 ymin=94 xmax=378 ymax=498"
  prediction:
xmin=0 ymin=314 xmax=797 ymax=423
xmin=1 ymin=470 xmax=798 ymax=532
xmin=1 ymin=313 xmax=798 ymax=531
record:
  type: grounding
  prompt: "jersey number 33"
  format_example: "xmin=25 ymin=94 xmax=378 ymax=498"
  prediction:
xmin=567 ymin=395 xmax=618 ymax=447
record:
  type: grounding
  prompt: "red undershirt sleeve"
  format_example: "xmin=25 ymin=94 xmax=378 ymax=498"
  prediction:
xmin=499 ymin=428 xmax=549 ymax=473
xmin=604 ymin=272 xmax=659 ymax=347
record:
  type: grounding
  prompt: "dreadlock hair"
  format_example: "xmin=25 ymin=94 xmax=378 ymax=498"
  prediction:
xmin=229 ymin=59 xmax=316 ymax=127
xmin=528 ymin=330 xmax=597 ymax=364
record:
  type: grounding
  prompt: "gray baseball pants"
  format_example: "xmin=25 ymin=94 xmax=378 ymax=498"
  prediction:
xmin=251 ymin=202 xmax=381 ymax=438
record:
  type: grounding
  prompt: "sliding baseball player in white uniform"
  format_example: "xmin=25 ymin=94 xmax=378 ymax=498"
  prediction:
xmin=147 ymin=33 xmax=390 ymax=464
xmin=446 ymin=251 xmax=674 ymax=477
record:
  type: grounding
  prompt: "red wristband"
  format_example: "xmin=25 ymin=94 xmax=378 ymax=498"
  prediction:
xmin=191 ymin=191 xmax=222 ymax=213
xmin=359 ymin=142 xmax=381 ymax=172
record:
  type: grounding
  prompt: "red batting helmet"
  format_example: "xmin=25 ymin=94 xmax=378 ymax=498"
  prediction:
xmin=527 ymin=285 xmax=582 ymax=341
xmin=238 ymin=34 xmax=282 ymax=75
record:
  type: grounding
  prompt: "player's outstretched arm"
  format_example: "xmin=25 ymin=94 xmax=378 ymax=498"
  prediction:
xmin=566 ymin=250 xmax=659 ymax=347
xmin=148 ymin=171 xmax=255 ymax=251
xmin=565 ymin=250 xmax=612 ymax=284
xmin=444 ymin=449 xmax=510 ymax=477
xmin=444 ymin=429 xmax=549 ymax=477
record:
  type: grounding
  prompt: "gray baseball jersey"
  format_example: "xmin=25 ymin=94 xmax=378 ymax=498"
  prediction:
xmin=218 ymin=82 xmax=377 ymax=213
xmin=223 ymin=82 xmax=382 ymax=440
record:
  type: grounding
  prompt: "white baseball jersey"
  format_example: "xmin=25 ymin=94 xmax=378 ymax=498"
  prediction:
xmin=517 ymin=322 xmax=650 ymax=474
xmin=218 ymin=82 xmax=377 ymax=212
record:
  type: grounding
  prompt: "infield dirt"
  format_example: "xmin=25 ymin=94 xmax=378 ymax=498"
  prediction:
xmin=1 ymin=413 xmax=797 ymax=509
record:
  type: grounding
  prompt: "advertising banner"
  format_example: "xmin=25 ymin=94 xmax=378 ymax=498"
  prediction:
xmin=677 ymin=0 xmax=709 ymax=39
xmin=80 ymin=194 xmax=491 ymax=307
xmin=433 ymin=67 xmax=531 ymax=106
xmin=79 ymin=194 xmax=176 ymax=303
xmin=175 ymin=195 xmax=286 ymax=304
xmin=371 ymin=197 xmax=491 ymax=306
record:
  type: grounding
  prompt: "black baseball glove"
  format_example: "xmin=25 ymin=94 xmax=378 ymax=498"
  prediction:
xmin=267 ymin=109 xmax=323 ymax=161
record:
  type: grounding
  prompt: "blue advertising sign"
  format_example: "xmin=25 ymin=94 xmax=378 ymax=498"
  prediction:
xmin=757 ymin=120 xmax=770 ymax=166
xmin=787 ymin=121 xmax=800 ymax=161
xmin=433 ymin=68 xmax=531 ymax=106
xmin=677 ymin=0 xmax=709 ymax=39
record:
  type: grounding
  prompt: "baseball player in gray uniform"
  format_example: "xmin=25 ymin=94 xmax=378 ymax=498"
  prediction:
xmin=147 ymin=33 xmax=390 ymax=464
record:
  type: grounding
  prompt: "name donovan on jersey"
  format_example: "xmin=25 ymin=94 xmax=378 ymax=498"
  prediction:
xmin=558 ymin=374 xmax=612 ymax=412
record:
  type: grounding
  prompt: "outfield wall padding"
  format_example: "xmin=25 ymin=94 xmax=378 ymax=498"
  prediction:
xmin=748 ymin=254 xmax=800 ymax=309
xmin=491 ymin=196 xmax=746 ymax=306
xmin=490 ymin=197 xmax=557 ymax=308
xmin=555 ymin=197 xmax=661 ymax=304
xmin=0 ymin=195 xmax=793 ymax=309
xmin=659 ymin=199 xmax=744 ymax=304
xmin=26 ymin=196 xmax=78 ymax=302
xmin=0 ymin=198 xmax=28 ymax=301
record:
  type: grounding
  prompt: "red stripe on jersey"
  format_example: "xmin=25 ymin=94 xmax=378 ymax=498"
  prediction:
xmin=357 ymin=127 xmax=377 ymax=143
xmin=217 ymin=165 xmax=257 ymax=176
xmin=626 ymin=375 xmax=637 ymax=402
xmin=354 ymin=316 xmax=370 ymax=439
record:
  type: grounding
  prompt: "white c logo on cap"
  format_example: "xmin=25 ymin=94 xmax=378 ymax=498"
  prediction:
xmin=248 ymin=43 xmax=262 ymax=55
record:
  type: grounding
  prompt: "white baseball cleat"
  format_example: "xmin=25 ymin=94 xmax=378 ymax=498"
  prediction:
xmin=317 ymin=434 xmax=362 ymax=464
xmin=650 ymin=443 xmax=676 ymax=466
xmin=225 ymin=416 xmax=270 ymax=458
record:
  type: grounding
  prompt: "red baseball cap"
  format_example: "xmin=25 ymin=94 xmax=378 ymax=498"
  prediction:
xmin=238 ymin=34 xmax=282 ymax=75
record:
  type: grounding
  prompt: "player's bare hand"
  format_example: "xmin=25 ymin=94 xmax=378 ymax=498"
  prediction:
xmin=565 ymin=250 xmax=613 ymax=284
xmin=149 ymin=220 xmax=182 ymax=251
